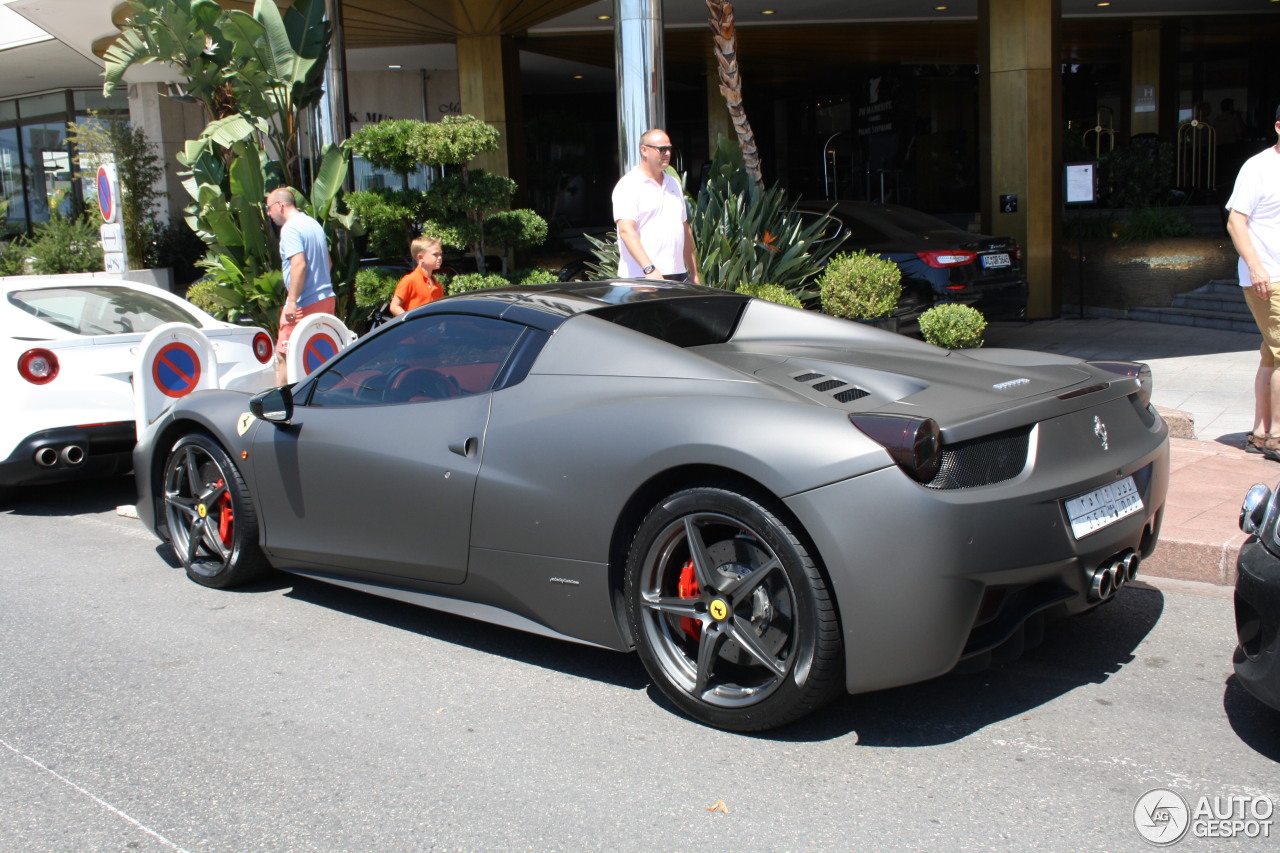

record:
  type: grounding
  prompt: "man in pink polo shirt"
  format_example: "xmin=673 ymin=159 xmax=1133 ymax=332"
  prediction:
xmin=612 ymin=128 xmax=700 ymax=283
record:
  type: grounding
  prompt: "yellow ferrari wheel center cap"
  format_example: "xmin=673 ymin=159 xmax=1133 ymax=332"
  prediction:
xmin=709 ymin=598 xmax=729 ymax=621
xmin=197 ymin=503 xmax=208 ymax=519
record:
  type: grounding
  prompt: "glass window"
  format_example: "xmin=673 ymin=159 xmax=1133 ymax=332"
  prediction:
xmin=72 ymin=90 xmax=128 ymax=113
xmin=0 ymin=100 xmax=16 ymax=123
xmin=0 ymin=127 xmax=23 ymax=237
xmin=308 ymin=314 xmax=527 ymax=407
xmin=17 ymin=91 xmax=67 ymax=119
xmin=350 ymin=155 xmax=435 ymax=193
xmin=7 ymin=285 xmax=202 ymax=335
xmin=21 ymin=121 xmax=72 ymax=223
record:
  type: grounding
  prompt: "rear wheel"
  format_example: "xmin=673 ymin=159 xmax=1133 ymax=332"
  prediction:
xmin=625 ymin=487 xmax=843 ymax=731
xmin=162 ymin=433 xmax=268 ymax=588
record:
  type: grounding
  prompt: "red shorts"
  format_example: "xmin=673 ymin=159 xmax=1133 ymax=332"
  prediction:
xmin=276 ymin=297 xmax=336 ymax=354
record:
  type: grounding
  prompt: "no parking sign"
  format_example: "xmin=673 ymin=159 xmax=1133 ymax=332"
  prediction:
xmin=134 ymin=323 xmax=218 ymax=432
xmin=285 ymin=313 xmax=353 ymax=383
xmin=97 ymin=163 xmax=128 ymax=272
xmin=151 ymin=341 xmax=203 ymax=397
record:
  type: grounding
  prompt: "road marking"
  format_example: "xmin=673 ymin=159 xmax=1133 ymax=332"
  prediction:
xmin=0 ymin=736 xmax=193 ymax=852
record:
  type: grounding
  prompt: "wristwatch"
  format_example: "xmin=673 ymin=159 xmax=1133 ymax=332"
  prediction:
xmin=642 ymin=264 xmax=656 ymax=275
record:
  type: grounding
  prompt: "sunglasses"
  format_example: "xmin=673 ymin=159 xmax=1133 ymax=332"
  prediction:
xmin=643 ymin=144 xmax=673 ymax=154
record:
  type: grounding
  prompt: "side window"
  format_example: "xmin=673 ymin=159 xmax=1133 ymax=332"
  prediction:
xmin=307 ymin=314 xmax=526 ymax=408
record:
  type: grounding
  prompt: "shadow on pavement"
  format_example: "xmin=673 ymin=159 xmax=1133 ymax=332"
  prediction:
xmin=280 ymin=572 xmax=650 ymax=692
xmin=1223 ymin=675 xmax=1280 ymax=762
xmin=0 ymin=475 xmax=136 ymax=516
xmin=761 ymin=584 xmax=1164 ymax=744
xmin=273 ymin=564 xmax=1162 ymax=741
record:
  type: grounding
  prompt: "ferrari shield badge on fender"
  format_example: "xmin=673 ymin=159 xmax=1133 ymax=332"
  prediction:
xmin=237 ymin=412 xmax=255 ymax=436
xmin=1094 ymin=416 xmax=1109 ymax=451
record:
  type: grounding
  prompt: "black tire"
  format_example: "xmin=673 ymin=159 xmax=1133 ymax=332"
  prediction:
xmin=624 ymin=487 xmax=843 ymax=731
xmin=162 ymin=433 xmax=268 ymax=588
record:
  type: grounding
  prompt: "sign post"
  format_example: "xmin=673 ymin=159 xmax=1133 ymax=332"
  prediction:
xmin=97 ymin=163 xmax=128 ymax=273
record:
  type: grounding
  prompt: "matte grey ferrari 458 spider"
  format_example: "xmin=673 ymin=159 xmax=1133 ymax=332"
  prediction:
xmin=134 ymin=281 xmax=1169 ymax=731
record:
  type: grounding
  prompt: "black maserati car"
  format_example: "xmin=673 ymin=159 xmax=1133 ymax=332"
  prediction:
xmin=797 ymin=200 xmax=1028 ymax=323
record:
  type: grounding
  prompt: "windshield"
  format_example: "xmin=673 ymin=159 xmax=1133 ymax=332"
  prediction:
xmin=7 ymin=285 xmax=202 ymax=336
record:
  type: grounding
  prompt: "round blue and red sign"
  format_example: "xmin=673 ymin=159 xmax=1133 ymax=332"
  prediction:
xmin=152 ymin=342 xmax=202 ymax=398
xmin=302 ymin=333 xmax=338 ymax=375
xmin=97 ymin=165 xmax=115 ymax=223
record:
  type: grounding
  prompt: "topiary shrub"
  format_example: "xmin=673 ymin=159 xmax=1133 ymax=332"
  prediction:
xmin=513 ymin=267 xmax=558 ymax=286
xmin=26 ymin=213 xmax=104 ymax=275
xmin=0 ymin=239 xmax=27 ymax=276
xmin=919 ymin=303 xmax=987 ymax=349
xmin=447 ymin=272 xmax=510 ymax=295
xmin=354 ymin=266 xmax=400 ymax=310
xmin=818 ymin=250 xmax=901 ymax=319
xmin=184 ymin=278 xmax=220 ymax=315
xmin=736 ymin=282 xmax=804 ymax=308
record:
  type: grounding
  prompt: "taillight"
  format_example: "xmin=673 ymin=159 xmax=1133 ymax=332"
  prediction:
xmin=252 ymin=331 xmax=273 ymax=364
xmin=1014 ymin=246 xmax=1023 ymax=261
xmin=918 ymin=250 xmax=976 ymax=268
xmin=849 ymin=414 xmax=942 ymax=483
xmin=18 ymin=348 xmax=59 ymax=384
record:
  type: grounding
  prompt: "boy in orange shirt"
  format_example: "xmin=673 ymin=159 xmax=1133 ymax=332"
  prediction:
xmin=389 ymin=235 xmax=445 ymax=315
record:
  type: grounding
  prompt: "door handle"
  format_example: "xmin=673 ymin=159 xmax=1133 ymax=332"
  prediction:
xmin=448 ymin=437 xmax=477 ymax=457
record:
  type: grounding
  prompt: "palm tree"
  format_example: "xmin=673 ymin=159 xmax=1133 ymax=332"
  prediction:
xmin=706 ymin=0 xmax=763 ymax=190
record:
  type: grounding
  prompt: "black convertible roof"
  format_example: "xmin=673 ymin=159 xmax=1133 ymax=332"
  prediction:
xmin=413 ymin=280 xmax=745 ymax=329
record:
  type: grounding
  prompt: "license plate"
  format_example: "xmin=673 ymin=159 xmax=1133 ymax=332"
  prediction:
xmin=1064 ymin=476 xmax=1143 ymax=539
xmin=981 ymin=253 xmax=1011 ymax=269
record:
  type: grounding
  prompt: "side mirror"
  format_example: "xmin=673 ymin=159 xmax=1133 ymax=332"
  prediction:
xmin=250 ymin=385 xmax=294 ymax=425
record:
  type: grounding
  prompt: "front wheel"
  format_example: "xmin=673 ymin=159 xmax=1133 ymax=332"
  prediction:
xmin=624 ymin=487 xmax=844 ymax=731
xmin=162 ymin=433 xmax=268 ymax=588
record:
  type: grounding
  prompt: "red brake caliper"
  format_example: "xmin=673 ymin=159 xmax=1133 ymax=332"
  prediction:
xmin=677 ymin=559 xmax=701 ymax=640
xmin=214 ymin=478 xmax=234 ymax=547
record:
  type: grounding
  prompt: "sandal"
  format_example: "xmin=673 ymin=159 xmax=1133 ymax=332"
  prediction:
xmin=1262 ymin=435 xmax=1280 ymax=463
xmin=1247 ymin=432 xmax=1267 ymax=454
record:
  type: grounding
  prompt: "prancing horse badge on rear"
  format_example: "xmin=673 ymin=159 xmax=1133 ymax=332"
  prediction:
xmin=1093 ymin=416 xmax=1109 ymax=451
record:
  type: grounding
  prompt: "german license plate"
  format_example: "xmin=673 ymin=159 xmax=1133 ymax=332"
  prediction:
xmin=1064 ymin=476 xmax=1143 ymax=538
xmin=981 ymin=253 xmax=1011 ymax=269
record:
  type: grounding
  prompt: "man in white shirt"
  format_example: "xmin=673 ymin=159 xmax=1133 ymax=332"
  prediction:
xmin=612 ymin=129 xmax=700 ymax=283
xmin=1227 ymin=104 xmax=1280 ymax=459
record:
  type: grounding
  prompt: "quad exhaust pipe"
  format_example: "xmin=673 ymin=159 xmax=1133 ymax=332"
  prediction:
xmin=1088 ymin=551 xmax=1139 ymax=601
xmin=33 ymin=444 xmax=86 ymax=469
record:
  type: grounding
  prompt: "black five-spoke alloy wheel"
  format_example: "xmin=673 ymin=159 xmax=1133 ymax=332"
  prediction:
xmin=625 ymin=487 xmax=843 ymax=731
xmin=162 ymin=433 xmax=267 ymax=588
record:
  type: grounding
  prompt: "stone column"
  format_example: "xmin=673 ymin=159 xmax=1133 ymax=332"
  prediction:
xmin=614 ymin=0 xmax=665 ymax=174
xmin=127 ymin=82 xmax=205 ymax=224
xmin=980 ymin=0 xmax=1062 ymax=319
xmin=457 ymin=34 xmax=517 ymax=179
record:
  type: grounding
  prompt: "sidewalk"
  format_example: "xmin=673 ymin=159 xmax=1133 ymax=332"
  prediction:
xmin=986 ymin=318 xmax=1272 ymax=586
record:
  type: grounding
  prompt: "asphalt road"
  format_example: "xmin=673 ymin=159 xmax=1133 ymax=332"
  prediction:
xmin=2 ymin=477 xmax=1278 ymax=852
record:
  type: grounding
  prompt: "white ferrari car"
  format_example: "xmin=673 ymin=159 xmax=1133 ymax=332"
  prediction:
xmin=2 ymin=276 xmax=274 ymax=489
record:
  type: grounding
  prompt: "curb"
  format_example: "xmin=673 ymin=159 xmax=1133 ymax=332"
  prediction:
xmin=1137 ymin=435 xmax=1276 ymax=587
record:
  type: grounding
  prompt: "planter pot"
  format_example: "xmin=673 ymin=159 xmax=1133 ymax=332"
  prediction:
xmin=1059 ymin=236 xmax=1237 ymax=311
xmin=853 ymin=315 xmax=901 ymax=334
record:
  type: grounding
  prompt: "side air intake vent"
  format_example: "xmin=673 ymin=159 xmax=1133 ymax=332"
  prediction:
xmin=794 ymin=372 xmax=823 ymax=382
xmin=834 ymin=388 xmax=870 ymax=403
xmin=925 ymin=426 xmax=1031 ymax=490
xmin=813 ymin=379 xmax=846 ymax=392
